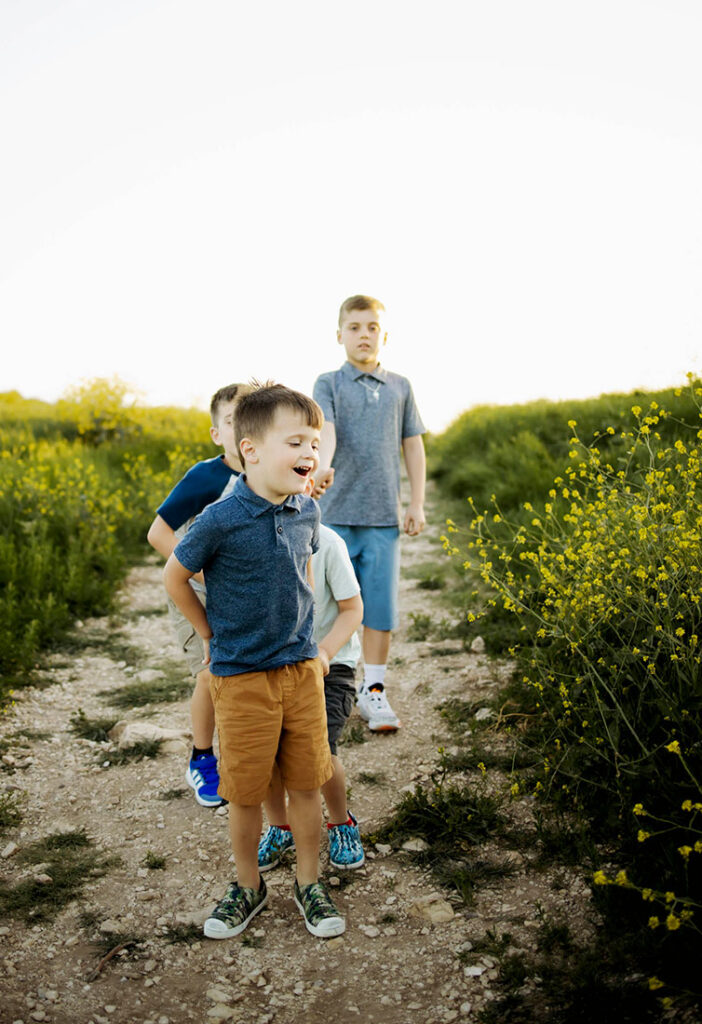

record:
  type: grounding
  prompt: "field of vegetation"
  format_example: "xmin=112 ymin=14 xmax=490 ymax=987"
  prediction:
xmin=426 ymin=375 xmax=702 ymax=1018
xmin=0 ymin=379 xmax=213 ymax=705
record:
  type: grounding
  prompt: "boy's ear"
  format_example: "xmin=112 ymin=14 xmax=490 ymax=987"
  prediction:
xmin=336 ymin=330 xmax=343 ymax=345
xmin=210 ymin=423 xmax=221 ymax=445
xmin=239 ymin=437 xmax=258 ymax=465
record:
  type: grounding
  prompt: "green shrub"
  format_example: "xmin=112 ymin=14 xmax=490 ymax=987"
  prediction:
xmin=449 ymin=382 xmax=702 ymax=1001
xmin=428 ymin=383 xmax=702 ymax=519
xmin=0 ymin=383 xmax=213 ymax=705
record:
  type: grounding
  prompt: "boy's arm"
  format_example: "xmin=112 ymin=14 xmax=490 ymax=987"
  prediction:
xmin=402 ymin=434 xmax=426 ymax=536
xmin=148 ymin=514 xmax=205 ymax=584
xmin=317 ymin=594 xmax=363 ymax=676
xmin=312 ymin=421 xmax=336 ymax=499
xmin=147 ymin=514 xmax=178 ymax=560
xmin=163 ymin=553 xmax=213 ymax=663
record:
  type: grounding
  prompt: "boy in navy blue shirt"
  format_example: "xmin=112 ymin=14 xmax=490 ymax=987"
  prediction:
xmin=164 ymin=384 xmax=345 ymax=940
xmin=147 ymin=383 xmax=248 ymax=807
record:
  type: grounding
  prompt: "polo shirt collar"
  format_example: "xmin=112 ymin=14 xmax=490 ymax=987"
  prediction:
xmin=341 ymin=360 xmax=387 ymax=384
xmin=233 ymin=474 xmax=303 ymax=517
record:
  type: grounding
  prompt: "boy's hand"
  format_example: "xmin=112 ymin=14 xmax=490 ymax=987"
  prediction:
xmin=404 ymin=503 xmax=426 ymax=536
xmin=312 ymin=468 xmax=334 ymax=499
xmin=318 ymin=646 xmax=330 ymax=675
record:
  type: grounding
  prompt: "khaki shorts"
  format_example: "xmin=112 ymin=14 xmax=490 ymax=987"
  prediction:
xmin=167 ymin=593 xmax=208 ymax=677
xmin=210 ymin=658 xmax=332 ymax=806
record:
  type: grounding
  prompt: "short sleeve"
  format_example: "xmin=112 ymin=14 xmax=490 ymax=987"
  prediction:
xmin=174 ymin=509 xmax=220 ymax=573
xmin=313 ymin=373 xmax=336 ymax=425
xmin=311 ymin=505 xmax=320 ymax=554
xmin=401 ymin=381 xmax=426 ymax=439
xmin=157 ymin=459 xmax=236 ymax=530
xmin=324 ymin=531 xmax=361 ymax=602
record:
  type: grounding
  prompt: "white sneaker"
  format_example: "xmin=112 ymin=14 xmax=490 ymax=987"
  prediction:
xmin=356 ymin=684 xmax=401 ymax=732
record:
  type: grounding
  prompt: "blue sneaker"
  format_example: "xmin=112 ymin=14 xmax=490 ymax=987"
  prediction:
xmin=328 ymin=813 xmax=365 ymax=870
xmin=258 ymin=825 xmax=295 ymax=871
xmin=185 ymin=753 xmax=224 ymax=807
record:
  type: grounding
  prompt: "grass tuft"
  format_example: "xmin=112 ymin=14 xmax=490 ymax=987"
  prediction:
xmin=103 ymin=661 xmax=192 ymax=708
xmin=0 ymin=829 xmax=119 ymax=922
xmin=339 ymin=721 xmax=367 ymax=746
xmin=0 ymin=792 xmax=24 ymax=833
xmin=70 ymin=708 xmax=118 ymax=742
xmin=102 ymin=739 xmax=163 ymax=766
xmin=143 ymin=850 xmax=166 ymax=870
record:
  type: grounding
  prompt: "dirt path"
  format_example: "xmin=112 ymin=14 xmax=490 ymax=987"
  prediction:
xmin=0 ymin=490 xmax=594 ymax=1024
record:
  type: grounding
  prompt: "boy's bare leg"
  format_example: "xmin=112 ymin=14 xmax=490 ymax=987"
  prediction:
xmin=263 ymin=762 xmax=288 ymax=825
xmin=287 ymin=788 xmax=322 ymax=886
xmin=322 ymin=755 xmax=347 ymax=823
xmin=191 ymin=667 xmax=215 ymax=749
xmin=229 ymin=804 xmax=263 ymax=889
xmin=362 ymin=627 xmax=391 ymax=665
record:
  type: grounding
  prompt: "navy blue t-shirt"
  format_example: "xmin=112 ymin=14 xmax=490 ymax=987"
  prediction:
xmin=157 ymin=456 xmax=239 ymax=531
xmin=174 ymin=474 xmax=320 ymax=677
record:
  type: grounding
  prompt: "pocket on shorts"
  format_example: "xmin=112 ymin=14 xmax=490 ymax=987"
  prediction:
xmin=341 ymin=688 xmax=355 ymax=720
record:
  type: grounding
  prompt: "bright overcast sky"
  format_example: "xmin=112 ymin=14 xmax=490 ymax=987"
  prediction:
xmin=1 ymin=1 xmax=700 ymax=432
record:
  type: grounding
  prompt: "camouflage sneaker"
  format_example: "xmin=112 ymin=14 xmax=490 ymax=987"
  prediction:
xmin=203 ymin=878 xmax=268 ymax=939
xmin=293 ymin=879 xmax=345 ymax=938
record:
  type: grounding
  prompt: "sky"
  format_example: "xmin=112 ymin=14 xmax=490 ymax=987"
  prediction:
xmin=1 ymin=0 xmax=700 ymax=433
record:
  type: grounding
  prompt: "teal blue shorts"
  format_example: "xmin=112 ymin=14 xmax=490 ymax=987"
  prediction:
xmin=326 ymin=525 xmax=400 ymax=632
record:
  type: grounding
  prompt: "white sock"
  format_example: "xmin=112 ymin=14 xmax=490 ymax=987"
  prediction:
xmin=363 ymin=663 xmax=387 ymax=690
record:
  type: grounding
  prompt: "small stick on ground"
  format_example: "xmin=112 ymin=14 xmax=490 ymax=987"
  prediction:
xmin=86 ymin=941 xmax=136 ymax=982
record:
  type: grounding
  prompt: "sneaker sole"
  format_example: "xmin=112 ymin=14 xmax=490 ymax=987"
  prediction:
xmin=293 ymin=894 xmax=346 ymax=938
xmin=185 ymin=767 xmax=225 ymax=808
xmin=368 ymin=721 xmax=400 ymax=732
xmin=203 ymin=892 xmax=268 ymax=939
xmin=329 ymin=852 xmax=365 ymax=870
xmin=259 ymin=843 xmax=296 ymax=872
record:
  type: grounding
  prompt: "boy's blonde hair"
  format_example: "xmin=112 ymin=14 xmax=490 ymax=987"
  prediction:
xmin=209 ymin=383 xmax=250 ymax=425
xmin=338 ymin=295 xmax=385 ymax=327
xmin=235 ymin=382 xmax=323 ymax=450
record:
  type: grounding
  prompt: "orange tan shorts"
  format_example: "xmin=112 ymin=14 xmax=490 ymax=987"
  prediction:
xmin=209 ymin=658 xmax=332 ymax=806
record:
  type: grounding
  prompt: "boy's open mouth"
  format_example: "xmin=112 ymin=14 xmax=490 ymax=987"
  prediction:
xmin=293 ymin=466 xmax=310 ymax=477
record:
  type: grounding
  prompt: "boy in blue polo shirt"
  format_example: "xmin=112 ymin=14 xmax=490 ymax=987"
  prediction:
xmin=164 ymin=383 xmax=345 ymax=940
xmin=313 ymin=295 xmax=426 ymax=731
xmin=147 ymin=383 xmax=248 ymax=808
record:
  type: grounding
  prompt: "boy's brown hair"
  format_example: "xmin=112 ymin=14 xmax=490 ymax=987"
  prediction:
xmin=209 ymin=383 xmax=249 ymax=425
xmin=235 ymin=382 xmax=323 ymax=450
xmin=338 ymin=294 xmax=385 ymax=327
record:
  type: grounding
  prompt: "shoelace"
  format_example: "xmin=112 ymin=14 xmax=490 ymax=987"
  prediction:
xmin=262 ymin=826 xmax=290 ymax=852
xmin=217 ymin=885 xmax=254 ymax=921
xmin=334 ymin=826 xmax=358 ymax=854
xmin=301 ymin=883 xmax=337 ymax=919
xmin=193 ymin=756 xmax=218 ymax=782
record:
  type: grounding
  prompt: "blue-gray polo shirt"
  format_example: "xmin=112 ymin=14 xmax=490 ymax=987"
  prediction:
xmin=174 ymin=474 xmax=320 ymax=677
xmin=313 ymin=361 xmax=425 ymax=527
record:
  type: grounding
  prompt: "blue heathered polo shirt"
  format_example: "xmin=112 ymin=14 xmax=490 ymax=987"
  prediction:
xmin=313 ymin=361 xmax=425 ymax=527
xmin=174 ymin=474 xmax=320 ymax=677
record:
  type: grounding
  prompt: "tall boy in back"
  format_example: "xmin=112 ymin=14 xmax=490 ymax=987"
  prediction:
xmin=313 ymin=295 xmax=426 ymax=731
xmin=147 ymin=383 xmax=248 ymax=808
xmin=164 ymin=383 xmax=345 ymax=940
